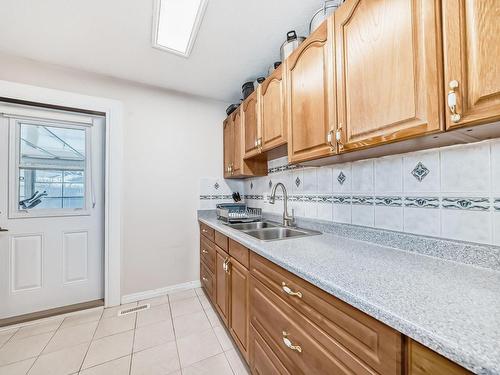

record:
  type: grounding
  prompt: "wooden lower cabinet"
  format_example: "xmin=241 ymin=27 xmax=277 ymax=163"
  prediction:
xmin=250 ymin=253 xmax=402 ymax=374
xmin=250 ymin=275 xmax=379 ymax=374
xmin=229 ymin=257 xmax=250 ymax=361
xmin=406 ymin=339 xmax=471 ymax=375
xmin=199 ymin=224 xmax=471 ymax=374
xmin=215 ymin=247 xmax=229 ymax=326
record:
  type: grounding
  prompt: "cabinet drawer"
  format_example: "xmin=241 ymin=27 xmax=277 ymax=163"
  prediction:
xmin=229 ymin=239 xmax=249 ymax=268
xmin=251 ymin=276 xmax=377 ymax=375
xmin=200 ymin=237 xmax=216 ymax=273
xmin=200 ymin=261 xmax=215 ymax=300
xmin=215 ymin=231 xmax=228 ymax=252
xmin=200 ymin=222 xmax=215 ymax=241
xmin=250 ymin=253 xmax=402 ymax=375
xmin=250 ymin=324 xmax=291 ymax=375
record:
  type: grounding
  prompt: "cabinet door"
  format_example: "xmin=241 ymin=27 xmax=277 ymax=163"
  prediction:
xmin=407 ymin=339 xmax=471 ymax=374
xmin=335 ymin=0 xmax=443 ymax=151
xmin=223 ymin=116 xmax=234 ymax=178
xmin=243 ymin=91 xmax=261 ymax=158
xmin=286 ymin=20 xmax=336 ymax=163
xmin=442 ymin=0 xmax=500 ymax=130
xmin=215 ymin=249 xmax=229 ymax=326
xmin=229 ymin=258 xmax=250 ymax=361
xmin=260 ymin=66 xmax=286 ymax=151
xmin=232 ymin=109 xmax=243 ymax=175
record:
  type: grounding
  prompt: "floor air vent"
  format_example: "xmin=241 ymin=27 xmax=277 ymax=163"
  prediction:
xmin=118 ymin=303 xmax=150 ymax=316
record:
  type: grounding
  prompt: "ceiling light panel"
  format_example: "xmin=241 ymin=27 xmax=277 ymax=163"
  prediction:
xmin=152 ymin=0 xmax=208 ymax=57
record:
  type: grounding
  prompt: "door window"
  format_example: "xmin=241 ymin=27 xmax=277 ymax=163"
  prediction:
xmin=10 ymin=120 xmax=91 ymax=217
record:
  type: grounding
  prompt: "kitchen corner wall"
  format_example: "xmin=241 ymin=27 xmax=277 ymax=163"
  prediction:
xmin=0 ymin=53 xmax=229 ymax=297
xmin=243 ymin=139 xmax=500 ymax=246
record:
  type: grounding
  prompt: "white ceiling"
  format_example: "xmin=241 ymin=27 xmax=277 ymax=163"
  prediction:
xmin=0 ymin=0 xmax=325 ymax=102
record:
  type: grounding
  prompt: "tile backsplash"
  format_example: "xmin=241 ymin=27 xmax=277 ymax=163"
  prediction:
xmin=199 ymin=178 xmax=245 ymax=209
xmin=244 ymin=139 xmax=500 ymax=246
xmin=200 ymin=139 xmax=500 ymax=245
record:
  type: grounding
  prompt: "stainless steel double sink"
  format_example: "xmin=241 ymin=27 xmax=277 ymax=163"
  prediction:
xmin=226 ymin=221 xmax=321 ymax=241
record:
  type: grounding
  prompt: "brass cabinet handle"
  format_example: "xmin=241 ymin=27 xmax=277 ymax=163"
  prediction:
xmin=281 ymin=282 xmax=302 ymax=298
xmin=336 ymin=124 xmax=344 ymax=150
xmin=202 ymin=249 xmax=208 ymax=254
xmin=202 ymin=229 xmax=207 ymax=233
xmin=222 ymin=257 xmax=229 ymax=272
xmin=255 ymin=138 xmax=263 ymax=152
xmin=225 ymin=259 xmax=231 ymax=274
xmin=327 ymin=129 xmax=334 ymax=151
xmin=447 ymin=80 xmax=461 ymax=123
xmin=282 ymin=331 xmax=302 ymax=353
xmin=202 ymin=276 xmax=208 ymax=283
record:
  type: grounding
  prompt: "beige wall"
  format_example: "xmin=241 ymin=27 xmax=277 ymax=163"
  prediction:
xmin=0 ymin=53 xmax=227 ymax=296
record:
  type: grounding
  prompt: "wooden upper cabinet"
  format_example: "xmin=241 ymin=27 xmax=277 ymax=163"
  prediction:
xmin=232 ymin=109 xmax=243 ymax=175
xmin=223 ymin=108 xmax=267 ymax=179
xmin=286 ymin=19 xmax=336 ymax=164
xmin=223 ymin=116 xmax=234 ymax=178
xmin=442 ymin=0 xmax=500 ymax=130
xmin=260 ymin=65 xmax=287 ymax=151
xmin=335 ymin=0 xmax=444 ymax=152
xmin=242 ymin=91 xmax=261 ymax=158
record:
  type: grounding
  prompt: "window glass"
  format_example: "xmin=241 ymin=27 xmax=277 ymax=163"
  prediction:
xmin=18 ymin=123 xmax=86 ymax=210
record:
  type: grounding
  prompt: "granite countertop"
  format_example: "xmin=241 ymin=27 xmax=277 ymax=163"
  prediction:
xmin=198 ymin=211 xmax=500 ymax=375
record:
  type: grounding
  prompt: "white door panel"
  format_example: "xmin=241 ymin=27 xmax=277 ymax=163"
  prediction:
xmin=11 ymin=234 xmax=43 ymax=292
xmin=0 ymin=110 xmax=104 ymax=319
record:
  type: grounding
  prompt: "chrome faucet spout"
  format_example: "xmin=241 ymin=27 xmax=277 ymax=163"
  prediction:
xmin=269 ymin=182 xmax=295 ymax=227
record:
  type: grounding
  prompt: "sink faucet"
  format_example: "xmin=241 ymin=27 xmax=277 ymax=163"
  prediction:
xmin=269 ymin=183 xmax=295 ymax=227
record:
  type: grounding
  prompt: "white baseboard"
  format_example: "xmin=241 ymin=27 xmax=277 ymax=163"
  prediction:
xmin=121 ymin=280 xmax=202 ymax=305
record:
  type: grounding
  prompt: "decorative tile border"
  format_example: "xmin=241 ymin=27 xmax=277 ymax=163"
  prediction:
xmin=375 ymin=196 xmax=403 ymax=207
xmin=404 ymin=197 xmax=440 ymax=209
xmin=351 ymin=196 xmax=374 ymax=205
xmin=317 ymin=195 xmax=333 ymax=203
xmin=333 ymin=196 xmax=352 ymax=205
xmin=245 ymin=194 xmax=263 ymax=200
xmin=199 ymin=195 xmax=233 ymax=200
xmin=239 ymin=194 xmax=496 ymax=211
xmin=441 ymin=197 xmax=491 ymax=211
xmin=267 ymin=163 xmax=302 ymax=174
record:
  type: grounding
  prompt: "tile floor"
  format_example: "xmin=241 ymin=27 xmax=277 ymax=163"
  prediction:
xmin=0 ymin=288 xmax=250 ymax=375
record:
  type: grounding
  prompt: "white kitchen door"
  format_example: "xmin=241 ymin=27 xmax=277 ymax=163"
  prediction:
xmin=0 ymin=104 xmax=105 ymax=319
